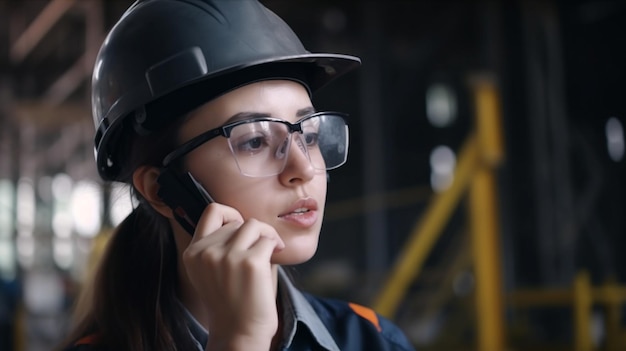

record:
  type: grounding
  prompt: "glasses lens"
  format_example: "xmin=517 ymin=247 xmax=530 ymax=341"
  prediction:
xmin=227 ymin=121 xmax=289 ymax=176
xmin=308 ymin=114 xmax=348 ymax=170
xmin=227 ymin=114 xmax=348 ymax=177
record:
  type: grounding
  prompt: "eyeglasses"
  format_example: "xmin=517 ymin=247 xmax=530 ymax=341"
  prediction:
xmin=162 ymin=112 xmax=350 ymax=177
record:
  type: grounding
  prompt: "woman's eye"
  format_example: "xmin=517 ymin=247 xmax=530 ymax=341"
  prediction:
xmin=236 ymin=135 xmax=268 ymax=152
xmin=304 ymin=132 xmax=319 ymax=147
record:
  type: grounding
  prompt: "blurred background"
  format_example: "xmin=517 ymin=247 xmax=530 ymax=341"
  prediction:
xmin=0 ymin=0 xmax=625 ymax=350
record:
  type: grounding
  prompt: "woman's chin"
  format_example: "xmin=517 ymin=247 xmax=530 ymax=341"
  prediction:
xmin=271 ymin=236 xmax=319 ymax=265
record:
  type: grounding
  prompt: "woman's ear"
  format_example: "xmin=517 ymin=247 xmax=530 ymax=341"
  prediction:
xmin=132 ymin=166 xmax=174 ymax=219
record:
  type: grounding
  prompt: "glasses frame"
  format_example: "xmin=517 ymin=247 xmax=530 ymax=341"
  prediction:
xmin=162 ymin=111 xmax=349 ymax=173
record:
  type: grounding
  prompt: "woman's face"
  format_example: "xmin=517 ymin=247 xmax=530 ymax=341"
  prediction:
xmin=177 ymin=80 xmax=327 ymax=265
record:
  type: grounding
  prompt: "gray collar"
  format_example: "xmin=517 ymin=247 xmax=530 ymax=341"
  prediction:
xmin=180 ymin=301 xmax=208 ymax=351
xmin=181 ymin=266 xmax=339 ymax=351
xmin=277 ymin=267 xmax=340 ymax=350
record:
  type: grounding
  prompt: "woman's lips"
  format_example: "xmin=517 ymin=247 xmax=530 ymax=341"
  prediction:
xmin=278 ymin=198 xmax=319 ymax=228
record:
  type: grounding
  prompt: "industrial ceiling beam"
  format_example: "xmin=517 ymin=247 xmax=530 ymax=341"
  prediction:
xmin=12 ymin=101 xmax=89 ymax=131
xmin=43 ymin=53 xmax=86 ymax=105
xmin=42 ymin=0 xmax=103 ymax=105
xmin=10 ymin=0 xmax=78 ymax=63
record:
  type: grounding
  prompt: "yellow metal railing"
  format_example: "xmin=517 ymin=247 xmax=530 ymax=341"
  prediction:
xmin=371 ymin=75 xmax=626 ymax=351
xmin=372 ymin=75 xmax=506 ymax=351
xmin=509 ymin=271 xmax=626 ymax=351
xmin=468 ymin=76 xmax=506 ymax=351
xmin=372 ymin=133 xmax=480 ymax=316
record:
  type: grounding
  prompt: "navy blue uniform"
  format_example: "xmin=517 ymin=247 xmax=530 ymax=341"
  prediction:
xmin=296 ymin=293 xmax=416 ymax=350
xmin=65 ymin=268 xmax=415 ymax=351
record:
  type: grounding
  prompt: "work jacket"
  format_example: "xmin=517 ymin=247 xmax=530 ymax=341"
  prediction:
xmin=66 ymin=268 xmax=416 ymax=350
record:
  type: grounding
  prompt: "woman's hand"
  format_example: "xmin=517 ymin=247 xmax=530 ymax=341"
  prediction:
xmin=182 ymin=203 xmax=285 ymax=351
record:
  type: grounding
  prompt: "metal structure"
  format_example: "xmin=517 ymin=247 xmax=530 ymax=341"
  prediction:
xmin=1 ymin=2 xmax=110 ymax=350
xmin=372 ymin=75 xmax=506 ymax=351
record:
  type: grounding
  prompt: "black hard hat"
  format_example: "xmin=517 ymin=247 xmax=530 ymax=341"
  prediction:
xmin=92 ymin=0 xmax=361 ymax=181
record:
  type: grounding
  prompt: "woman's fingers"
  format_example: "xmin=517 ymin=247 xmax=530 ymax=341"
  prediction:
xmin=184 ymin=221 xmax=241 ymax=256
xmin=181 ymin=201 xmax=283 ymax=343
xmin=226 ymin=218 xmax=285 ymax=252
xmin=246 ymin=235 xmax=285 ymax=264
xmin=185 ymin=205 xmax=285 ymax=257
xmin=193 ymin=202 xmax=244 ymax=241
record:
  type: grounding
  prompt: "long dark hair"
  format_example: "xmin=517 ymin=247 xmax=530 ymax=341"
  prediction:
xmin=58 ymin=116 xmax=196 ymax=351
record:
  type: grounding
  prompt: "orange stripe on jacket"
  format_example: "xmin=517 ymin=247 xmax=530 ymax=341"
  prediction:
xmin=348 ymin=302 xmax=382 ymax=332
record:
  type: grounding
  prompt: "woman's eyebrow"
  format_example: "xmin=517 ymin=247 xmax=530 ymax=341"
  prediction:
xmin=296 ymin=106 xmax=316 ymax=118
xmin=224 ymin=111 xmax=270 ymax=123
xmin=225 ymin=106 xmax=316 ymax=124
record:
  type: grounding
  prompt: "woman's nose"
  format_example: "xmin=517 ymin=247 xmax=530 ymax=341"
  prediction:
xmin=279 ymin=133 xmax=315 ymax=183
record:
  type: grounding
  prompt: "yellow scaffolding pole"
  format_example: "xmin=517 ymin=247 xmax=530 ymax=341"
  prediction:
xmin=574 ymin=271 xmax=593 ymax=351
xmin=468 ymin=76 xmax=505 ymax=351
xmin=508 ymin=273 xmax=626 ymax=350
xmin=372 ymin=75 xmax=506 ymax=351
xmin=372 ymin=134 xmax=479 ymax=318
xmin=469 ymin=166 xmax=505 ymax=351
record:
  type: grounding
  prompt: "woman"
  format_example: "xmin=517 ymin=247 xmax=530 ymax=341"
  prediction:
xmin=60 ymin=0 xmax=415 ymax=350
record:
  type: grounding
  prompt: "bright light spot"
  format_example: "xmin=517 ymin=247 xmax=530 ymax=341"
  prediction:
xmin=430 ymin=145 xmax=456 ymax=173
xmin=53 ymin=237 xmax=73 ymax=270
xmin=430 ymin=145 xmax=456 ymax=192
xmin=70 ymin=181 xmax=102 ymax=237
xmin=606 ymin=117 xmax=624 ymax=162
xmin=23 ymin=271 xmax=64 ymax=314
xmin=0 ymin=180 xmax=14 ymax=239
xmin=16 ymin=178 xmax=35 ymax=236
xmin=426 ymin=84 xmax=457 ymax=128
xmin=110 ymin=183 xmax=133 ymax=226
xmin=16 ymin=235 xmax=34 ymax=268
xmin=52 ymin=173 xmax=74 ymax=239
xmin=430 ymin=172 xmax=454 ymax=192
xmin=52 ymin=173 xmax=73 ymax=200
xmin=52 ymin=212 xmax=73 ymax=239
